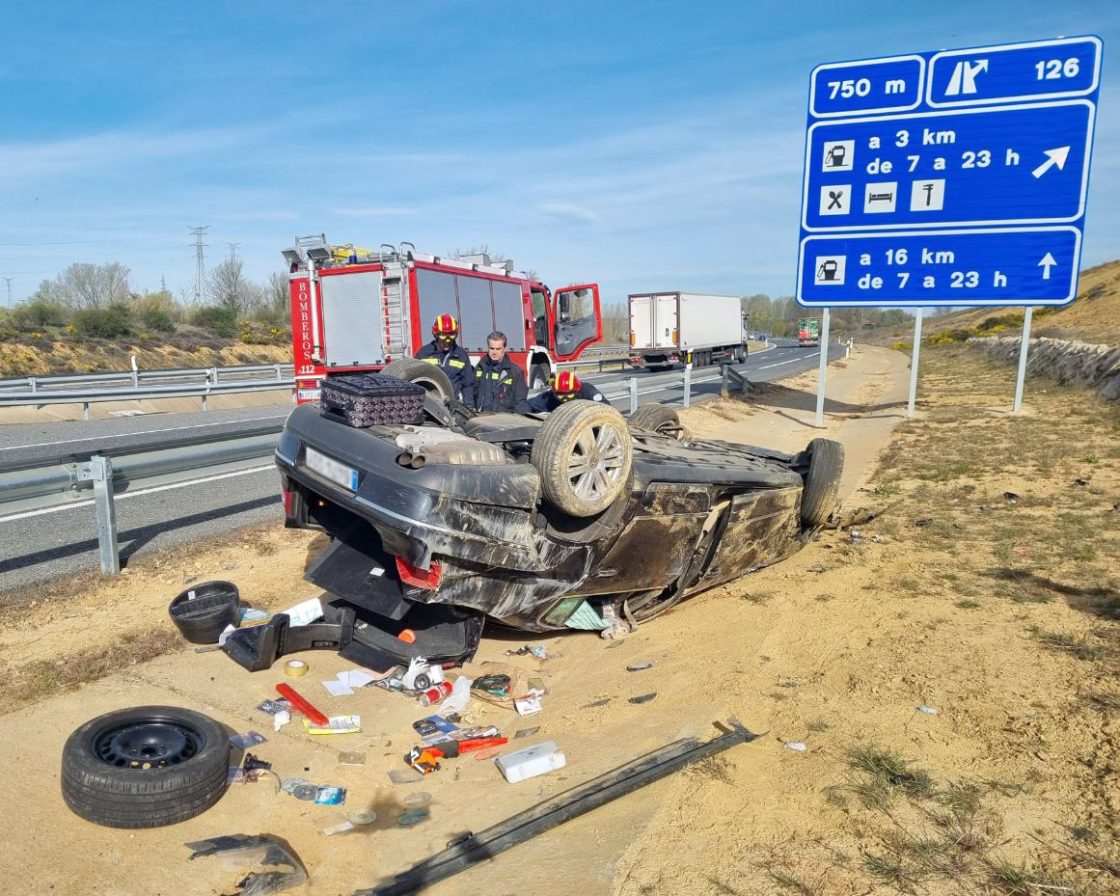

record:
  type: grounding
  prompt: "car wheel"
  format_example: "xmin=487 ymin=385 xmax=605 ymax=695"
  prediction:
xmin=61 ymin=706 xmax=230 ymax=829
xmin=800 ymin=438 xmax=844 ymax=528
xmin=529 ymin=363 xmax=551 ymax=391
xmin=382 ymin=358 xmax=455 ymax=402
xmin=531 ymin=400 xmax=633 ymax=517
xmin=628 ymin=403 xmax=690 ymax=442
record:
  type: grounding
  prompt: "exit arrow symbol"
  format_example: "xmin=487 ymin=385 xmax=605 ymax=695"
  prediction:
xmin=1038 ymin=252 xmax=1057 ymax=280
xmin=1032 ymin=146 xmax=1070 ymax=179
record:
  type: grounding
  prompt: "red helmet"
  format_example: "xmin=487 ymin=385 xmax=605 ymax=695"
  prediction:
xmin=432 ymin=314 xmax=459 ymax=337
xmin=552 ymin=370 xmax=581 ymax=400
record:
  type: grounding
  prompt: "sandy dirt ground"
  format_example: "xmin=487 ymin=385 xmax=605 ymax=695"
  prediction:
xmin=2 ymin=344 xmax=1118 ymax=896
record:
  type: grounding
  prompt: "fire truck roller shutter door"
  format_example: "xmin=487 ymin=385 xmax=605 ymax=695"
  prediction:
xmin=416 ymin=269 xmax=458 ymax=350
xmin=492 ymin=280 xmax=527 ymax=352
xmin=320 ymin=271 xmax=386 ymax=367
xmin=455 ymin=275 xmax=492 ymax=352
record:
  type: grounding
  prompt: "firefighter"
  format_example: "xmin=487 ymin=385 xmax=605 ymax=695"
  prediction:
xmin=474 ymin=331 xmax=529 ymax=414
xmin=415 ymin=313 xmax=475 ymax=405
xmin=527 ymin=370 xmax=609 ymax=413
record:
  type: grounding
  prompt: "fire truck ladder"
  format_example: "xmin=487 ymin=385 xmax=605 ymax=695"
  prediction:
xmin=380 ymin=261 xmax=410 ymax=358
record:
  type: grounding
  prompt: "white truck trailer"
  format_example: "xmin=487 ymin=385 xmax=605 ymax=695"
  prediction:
xmin=628 ymin=292 xmax=746 ymax=370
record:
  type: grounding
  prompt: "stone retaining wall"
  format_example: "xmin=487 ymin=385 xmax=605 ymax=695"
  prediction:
xmin=968 ymin=336 xmax=1120 ymax=401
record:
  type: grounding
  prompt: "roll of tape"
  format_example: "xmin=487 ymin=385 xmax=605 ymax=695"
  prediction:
xmin=284 ymin=659 xmax=308 ymax=678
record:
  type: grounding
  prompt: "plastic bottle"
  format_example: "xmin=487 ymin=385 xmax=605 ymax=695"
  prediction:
xmin=496 ymin=741 xmax=567 ymax=783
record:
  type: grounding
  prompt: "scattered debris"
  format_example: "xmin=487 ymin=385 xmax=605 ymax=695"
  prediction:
xmin=582 ymin=698 xmax=611 ymax=709
xmin=917 ymin=705 xmax=939 ymax=715
xmin=314 ymin=786 xmax=346 ymax=806
xmin=629 ymin=693 xmax=657 ymax=705
xmin=418 ymin=681 xmax=454 ymax=707
xmin=304 ymin=715 xmax=361 ymax=735
xmin=347 ymin=809 xmax=378 ymax=826
xmin=626 ymin=661 xmax=654 ymax=672
xmin=256 ymin=699 xmax=291 ymax=716
xmin=913 ymin=517 xmax=933 ymax=527
xmin=337 ymin=750 xmax=367 ymax=766
xmin=783 ymin=741 xmax=808 ymax=752
xmin=439 ymin=676 xmax=473 ymax=715
xmin=388 ymin=769 xmax=424 ymax=785
xmin=398 ymin=808 xmax=430 ymax=826
xmin=185 ymin=834 xmax=308 ymax=896
xmin=284 ymin=660 xmax=308 ymax=678
xmin=315 ymin=813 xmax=354 ymax=836
xmin=404 ymin=791 xmax=432 ymax=809
xmin=1074 ymin=478 xmax=1090 ymax=486
xmin=506 ymin=645 xmax=548 ymax=659
xmin=229 ymin=731 xmax=267 ymax=750
xmin=514 ymin=727 xmax=540 ymax=739
xmin=1003 ymin=491 xmax=1020 ymax=505
xmin=496 ymin=741 xmax=567 ymax=783
xmin=276 ymin=683 xmax=329 ymax=726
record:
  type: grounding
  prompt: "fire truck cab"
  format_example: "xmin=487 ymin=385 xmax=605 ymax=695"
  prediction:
xmin=283 ymin=236 xmax=602 ymax=402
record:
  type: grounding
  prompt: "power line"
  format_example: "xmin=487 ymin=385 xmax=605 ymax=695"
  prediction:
xmin=224 ymin=241 xmax=241 ymax=262
xmin=188 ymin=226 xmax=210 ymax=304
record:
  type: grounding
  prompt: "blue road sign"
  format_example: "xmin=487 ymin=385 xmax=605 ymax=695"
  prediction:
xmin=796 ymin=36 xmax=1101 ymax=308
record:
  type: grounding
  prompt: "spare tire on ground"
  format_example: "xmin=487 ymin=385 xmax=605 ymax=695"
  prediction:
xmin=628 ymin=403 xmax=690 ymax=442
xmin=800 ymin=438 xmax=844 ymax=528
xmin=531 ymin=400 xmax=633 ymax=517
xmin=61 ymin=706 xmax=230 ymax=829
xmin=382 ymin=358 xmax=455 ymax=402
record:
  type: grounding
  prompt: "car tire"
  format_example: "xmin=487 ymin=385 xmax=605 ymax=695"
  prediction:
xmin=529 ymin=363 xmax=551 ymax=391
xmin=628 ymin=403 xmax=690 ymax=442
xmin=531 ymin=400 xmax=633 ymax=517
xmin=61 ymin=706 xmax=230 ymax=829
xmin=800 ymin=438 xmax=844 ymax=528
xmin=382 ymin=358 xmax=455 ymax=402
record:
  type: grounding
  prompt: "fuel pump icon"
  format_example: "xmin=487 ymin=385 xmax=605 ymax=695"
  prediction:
xmin=825 ymin=145 xmax=846 ymax=167
xmin=813 ymin=256 xmax=845 ymax=286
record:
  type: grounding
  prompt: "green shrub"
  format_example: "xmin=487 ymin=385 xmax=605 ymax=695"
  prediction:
xmin=139 ymin=307 xmax=175 ymax=332
xmin=190 ymin=305 xmax=238 ymax=338
xmin=73 ymin=304 xmax=133 ymax=338
xmin=11 ymin=299 xmax=68 ymax=329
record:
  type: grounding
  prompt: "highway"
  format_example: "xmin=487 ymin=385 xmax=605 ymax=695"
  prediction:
xmin=0 ymin=340 xmax=842 ymax=593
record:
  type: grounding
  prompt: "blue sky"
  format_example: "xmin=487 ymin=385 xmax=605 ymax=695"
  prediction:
xmin=1 ymin=0 xmax=1117 ymax=307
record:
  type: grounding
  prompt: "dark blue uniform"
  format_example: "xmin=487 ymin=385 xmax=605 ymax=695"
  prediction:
xmin=415 ymin=339 xmax=475 ymax=405
xmin=527 ymin=382 xmax=609 ymax=413
xmin=474 ymin=356 xmax=529 ymax=414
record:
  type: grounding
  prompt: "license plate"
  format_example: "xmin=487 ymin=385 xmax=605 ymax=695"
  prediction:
xmin=305 ymin=447 xmax=359 ymax=492
xmin=297 ymin=388 xmax=321 ymax=401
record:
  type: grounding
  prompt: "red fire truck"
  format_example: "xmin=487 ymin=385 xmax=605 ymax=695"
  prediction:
xmin=283 ymin=236 xmax=603 ymax=401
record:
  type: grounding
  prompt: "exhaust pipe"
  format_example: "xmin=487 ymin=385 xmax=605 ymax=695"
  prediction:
xmin=408 ymin=454 xmax=426 ymax=469
xmin=396 ymin=452 xmax=414 ymax=468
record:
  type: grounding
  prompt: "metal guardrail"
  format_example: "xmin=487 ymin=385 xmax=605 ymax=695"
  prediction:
xmin=0 ymin=362 xmax=293 ymax=393
xmin=0 ymin=377 xmax=296 ymax=419
xmin=0 ymin=426 xmax=284 ymax=573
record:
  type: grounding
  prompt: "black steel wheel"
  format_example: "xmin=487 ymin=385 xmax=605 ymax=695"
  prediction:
xmin=62 ymin=706 xmax=230 ymax=829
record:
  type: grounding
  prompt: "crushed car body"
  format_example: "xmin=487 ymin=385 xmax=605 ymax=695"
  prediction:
xmin=223 ymin=368 xmax=843 ymax=673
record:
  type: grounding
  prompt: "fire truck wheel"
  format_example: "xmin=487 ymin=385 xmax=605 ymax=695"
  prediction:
xmin=529 ymin=363 xmax=551 ymax=391
xmin=800 ymin=438 xmax=844 ymax=528
xmin=628 ymin=404 xmax=690 ymax=442
xmin=61 ymin=706 xmax=230 ymax=829
xmin=382 ymin=359 xmax=455 ymax=402
xmin=531 ymin=400 xmax=633 ymax=517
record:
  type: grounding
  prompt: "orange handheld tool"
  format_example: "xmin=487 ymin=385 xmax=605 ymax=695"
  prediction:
xmin=275 ymin=682 xmax=329 ymax=726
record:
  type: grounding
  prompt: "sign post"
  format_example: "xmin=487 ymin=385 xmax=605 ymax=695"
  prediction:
xmin=797 ymin=36 xmax=1101 ymax=413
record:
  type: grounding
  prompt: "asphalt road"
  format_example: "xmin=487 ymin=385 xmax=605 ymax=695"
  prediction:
xmin=0 ymin=341 xmax=842 ymax=594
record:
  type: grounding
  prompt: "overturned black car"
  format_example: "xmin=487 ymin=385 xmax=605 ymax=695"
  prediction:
xmin=223 ymin=361 xmax=843 ymax=673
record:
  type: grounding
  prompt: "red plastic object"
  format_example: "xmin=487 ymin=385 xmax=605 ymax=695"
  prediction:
xmin=395 ymin=556 xmax=442 ymax=590
xmin=275 ymin=682 xmax=329 ymax=726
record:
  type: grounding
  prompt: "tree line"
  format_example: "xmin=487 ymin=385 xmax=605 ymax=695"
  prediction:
xmin=2 ymin=260 xmax=291 ymax=343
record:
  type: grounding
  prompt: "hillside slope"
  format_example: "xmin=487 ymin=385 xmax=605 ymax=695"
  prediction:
xmin=925 ymin=259 xmax=1120 ymax=345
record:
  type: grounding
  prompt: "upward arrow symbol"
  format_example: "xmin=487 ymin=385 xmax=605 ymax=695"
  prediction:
xmin=1032 ymin=147 xmax=1071 ymax=179
xmin=1038 ymin=253 xmax=1057 ymax=280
